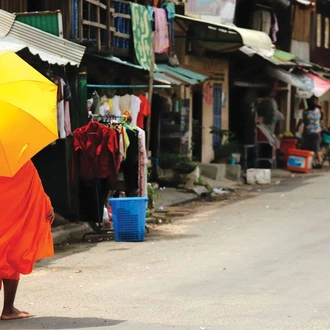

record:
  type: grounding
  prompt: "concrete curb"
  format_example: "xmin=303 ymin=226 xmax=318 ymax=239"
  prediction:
xmin=51 ymin=192 xmax=198 ymax=245
xmin=52 ymin=222 xmax=91 ymax=244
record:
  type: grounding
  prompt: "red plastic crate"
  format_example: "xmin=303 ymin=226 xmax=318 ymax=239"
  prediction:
xmin=286 ymin=148 xmax=314 ymax=173
xmin=280 ymin=139 xmax=297 ymax=163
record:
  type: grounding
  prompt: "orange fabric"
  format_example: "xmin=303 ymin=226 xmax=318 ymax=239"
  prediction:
xmin=0 ymin=160 xmax=54 ymax=284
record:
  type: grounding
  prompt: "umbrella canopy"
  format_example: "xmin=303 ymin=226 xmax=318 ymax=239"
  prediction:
xmin=0 ymin=51 xmax=58 ymax=177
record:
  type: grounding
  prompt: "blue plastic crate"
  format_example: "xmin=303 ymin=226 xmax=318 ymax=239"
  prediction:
xmin=109 ymin=197 xmax=148 ymax=242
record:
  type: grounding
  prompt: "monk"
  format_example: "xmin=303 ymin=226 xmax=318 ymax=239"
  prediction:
xmin=0 ymin=160 xmax=55 ymax=320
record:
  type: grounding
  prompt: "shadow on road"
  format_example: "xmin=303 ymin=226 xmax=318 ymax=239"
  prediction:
xmin=0 ymin=316 xmax=125 ymax=329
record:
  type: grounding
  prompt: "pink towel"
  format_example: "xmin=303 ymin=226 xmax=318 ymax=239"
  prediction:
xmin=154 ymin=8 xmax=169 ymax=54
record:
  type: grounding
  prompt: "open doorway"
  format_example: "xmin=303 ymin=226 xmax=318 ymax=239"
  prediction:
xmin=192 ymin=90 xmax=203 ymax=161
xmin=212 ymin=83 xmax=222 ymax=149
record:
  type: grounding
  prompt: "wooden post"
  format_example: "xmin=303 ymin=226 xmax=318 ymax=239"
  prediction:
xmin=146 ymin=31 xmax=155 ymax=153
xmin=79 ymin=0 xmax=83 ymax=42
xmin=96 ymin=0 xmax=101 ymax=52
xmin=106 ymin=0 xmax=111 ymax=52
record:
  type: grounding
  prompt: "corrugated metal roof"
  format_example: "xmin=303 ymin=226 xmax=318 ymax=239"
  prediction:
xmin=153 ymin=72 xmax=182 ymax=85
xmin=240 ymin=46 xmax=311 ymax=67
xmin=95 ymin=55 xmax=145 ymax=70
xmin=0 ymin=9 xmax=85 ymax=66
xmin=16 ymin=11 xmax=62 ymax=37
xmin=0 ymin=9 xmax=15 ymax=37
xmin=91 ymin=54 xmax=204 ymax=86
xmin=295 ymin=0 xmax=316 ymax=5
xmin=157 ymin=64 xmax=209 ymax=85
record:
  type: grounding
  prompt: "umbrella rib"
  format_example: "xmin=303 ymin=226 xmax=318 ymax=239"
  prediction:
xmin=0 ymin=139 xmax=12 ymax=177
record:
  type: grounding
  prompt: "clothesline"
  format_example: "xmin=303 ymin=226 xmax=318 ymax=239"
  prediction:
xmin=87 ymin=84 xmax=171 ymax=89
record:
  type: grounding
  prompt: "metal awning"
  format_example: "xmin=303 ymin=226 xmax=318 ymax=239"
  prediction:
xmin=157 ymin=64 xmax=209 ymax=86
xmin=0 ymin=9 xmax=85 ymax=66
xmin=153 ymin=72 xmax=183 ymax=85
xmin=91 ymin=54 xmax=208 ymax=86
xmin=266 ymin=66 xmax=330 ymax=97
xmin=93 ymin=55 xmax=145 ymax=70
xmin=175 ymin=14 xmax=273 ymax=52
xmin=240 ymin=46 xmax=314 ymax=68
xmin=295 ymin=0 xmax=316 ymax=6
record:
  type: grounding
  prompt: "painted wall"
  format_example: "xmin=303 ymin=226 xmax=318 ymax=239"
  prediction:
xmin=184 ymin=56 xmax=229 ymax=163
xmin=185 ymin=0 xmax=237 ymax=25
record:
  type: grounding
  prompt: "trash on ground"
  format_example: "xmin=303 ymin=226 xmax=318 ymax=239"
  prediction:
xmin=246 ymin=168 xmax=271 ymax=184
xmin=213 ymin=188 xmax=230 ymax=195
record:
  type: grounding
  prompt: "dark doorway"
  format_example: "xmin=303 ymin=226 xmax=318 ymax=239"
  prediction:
xmin=212 ymin=83 xmax=222 ymax=149
xmin=192 ymin=90 xmax=203 ymax=161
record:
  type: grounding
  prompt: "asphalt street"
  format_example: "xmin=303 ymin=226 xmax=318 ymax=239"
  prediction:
xmin=2 ymin=172 xmax=330 ymax=330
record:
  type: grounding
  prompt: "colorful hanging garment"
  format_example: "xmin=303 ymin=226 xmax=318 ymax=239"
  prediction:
xmin=154 ymin=8 xmax=169 ymax=54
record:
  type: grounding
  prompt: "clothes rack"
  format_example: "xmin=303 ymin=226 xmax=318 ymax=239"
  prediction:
xmin=87 ymin=112 xmax=127 ymax=123
xmin=87 ymin=84 xmax=172 ymax=89
xmin=77 ymin=115 xmax=149 ymax=241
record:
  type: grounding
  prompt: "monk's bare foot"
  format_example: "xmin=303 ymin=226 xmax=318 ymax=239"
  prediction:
xmin=1 ymin=307 xmax=30 ymax=320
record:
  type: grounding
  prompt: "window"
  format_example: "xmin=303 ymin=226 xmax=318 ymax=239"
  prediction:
xmin=325 ymin=17 xmax=329 ymax=49
xmin=317 ymin=14 xmax=322 ymax=47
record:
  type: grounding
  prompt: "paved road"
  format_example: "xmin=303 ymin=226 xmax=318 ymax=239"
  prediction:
xmin=2 ymin=173 xmax=330 ymax=330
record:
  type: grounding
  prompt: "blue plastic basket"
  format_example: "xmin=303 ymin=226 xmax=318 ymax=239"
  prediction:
xmin=109 ymin=197 xmax=148 ymax=242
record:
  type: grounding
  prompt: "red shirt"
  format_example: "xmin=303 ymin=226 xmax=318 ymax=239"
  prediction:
xmin=73 ymin=121 xmax=119 ymax=183
xmin=137 ymin=95 xmax=151 ymax=129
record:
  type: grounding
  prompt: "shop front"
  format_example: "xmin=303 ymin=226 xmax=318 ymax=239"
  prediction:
xmin=173 ymin=13 xmax=273 ymax=164
xmin=72 ymin=53 xmax=207 ymax=230
xmin=0 ymin=9 xmax=86 ymax=219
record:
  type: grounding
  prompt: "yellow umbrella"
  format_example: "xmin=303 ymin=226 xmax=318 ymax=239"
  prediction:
xmin=0 ymin=51 xmax=58 ymax=177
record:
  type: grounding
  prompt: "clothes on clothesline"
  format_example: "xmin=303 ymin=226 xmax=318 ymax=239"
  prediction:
xmin=73 ymin=119 xmax=148 ymax=197
xmin=73 ymin=121 xmax=120 ymax=184
xmin=87 ymin=93 xmax=151 ymax=129
xmin=49 ymin=74 xmax=73 ymax=139
xmin=251 ymin=9 xmax=279 ymax=43
xmin=137 ymin=95 xmax=151 ymax=129
xmin=154 ymin=8 xmax=169 ymax=54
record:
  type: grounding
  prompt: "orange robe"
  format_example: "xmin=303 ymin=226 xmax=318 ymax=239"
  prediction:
xmin=0 ymin=160 xmax=54 ymax=284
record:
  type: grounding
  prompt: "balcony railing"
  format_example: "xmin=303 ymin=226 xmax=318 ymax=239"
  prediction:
xmin=76 ymin=0 xmax=131 ymax=56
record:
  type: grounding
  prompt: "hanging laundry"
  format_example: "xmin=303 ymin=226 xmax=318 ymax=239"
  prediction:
xmin=136 ymin=127 xmax=148 ymax=197
xmin=111 ymin=95 xmax=121 ymax=117
xmin=154 ymin=8 xmax=170 ymax=54
xmin=130 ymin=95 xmax=142 ymax=127
xmin=272 ymin=13 xmax=279 ymax=43
xmin=137 ymin=95 xmax=151 ymax=129
xmin=50 ymin=75 xmax=66 ymax=139
xmin=163 ymin=2 xmax=176 ymax=63
xmin=64 ymin=101 xmax=72 ymax=136
xmin=119 ymin=94 xmax=131 ymax=112
xmin=99 ymin=95 xmax=110 ymax=116
xmin=251 ymin=10 xmax=272 ymax=35
xmin=90 ymin=91 xmax=101 ymax=115
xmin=162 ymin=2 xmax=175 ymax=19
xmin=73 ymin=121 xmax=120 ymax=184
xmin=147 ymin=6 xmax=154 ymax=22
xmin=63 ymin=80 xmax=72 ymax=136
xmin=121 ymin=128 xmax=139 ymax=195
